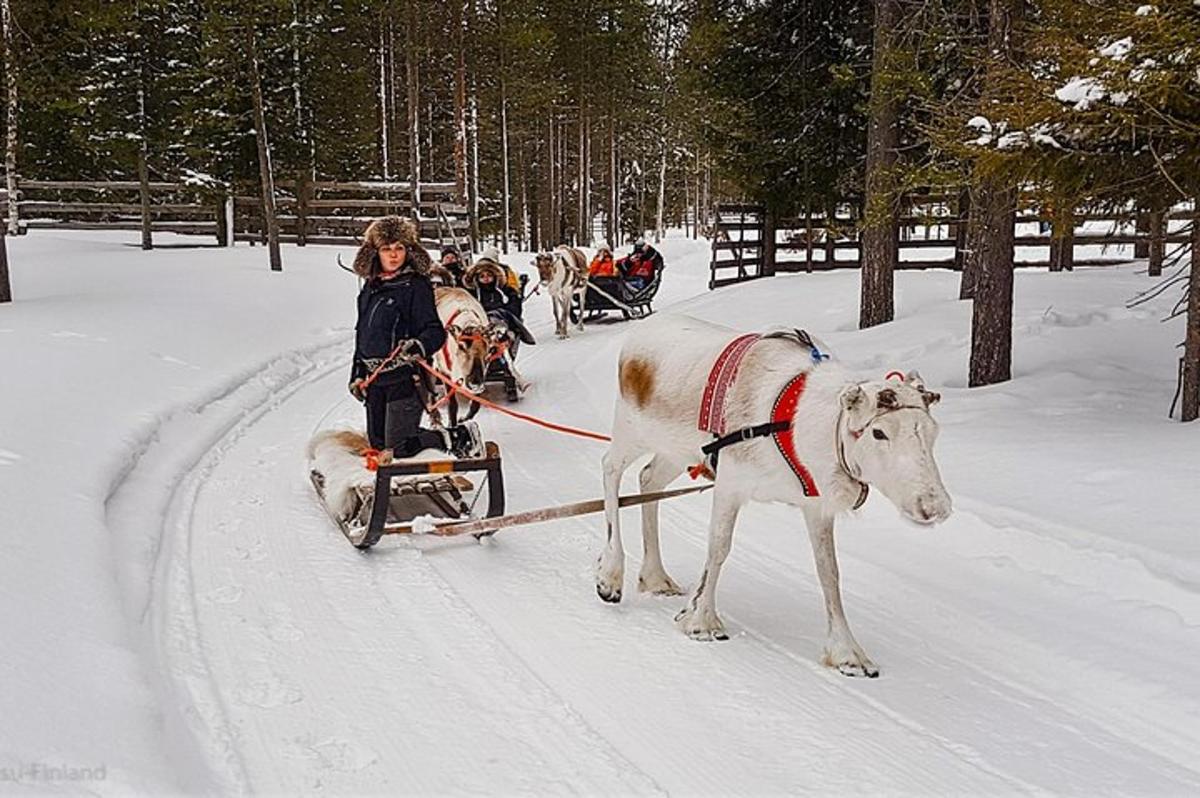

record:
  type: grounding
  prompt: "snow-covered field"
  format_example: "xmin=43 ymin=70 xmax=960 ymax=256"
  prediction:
xmin=2 ymin=230 xmax=1198 ymax=794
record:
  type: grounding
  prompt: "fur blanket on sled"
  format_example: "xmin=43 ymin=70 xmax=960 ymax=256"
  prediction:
xmin=307 ymin=430 xmax=456 ymax=522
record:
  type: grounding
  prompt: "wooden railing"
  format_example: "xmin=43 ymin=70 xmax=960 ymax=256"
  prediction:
xmin=0 ymin=177 xmax=474 ymax=253
xmin=709 ymin=199 xmax=1195 ymax=289
xmin=1 ymin=179 xmax=225 ymax=245
xmin=232 ymin=179 xmax=471 ymax=251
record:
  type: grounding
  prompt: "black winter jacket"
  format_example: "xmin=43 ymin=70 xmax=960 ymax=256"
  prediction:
xmin=351 ymin=270 xmax=447 ymax=386
xmin=471 ymin=283 xmax=523 ymax=318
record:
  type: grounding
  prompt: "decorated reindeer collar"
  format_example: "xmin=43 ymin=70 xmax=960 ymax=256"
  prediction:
xmin=836 ymin=371 xmax=941 ymax=509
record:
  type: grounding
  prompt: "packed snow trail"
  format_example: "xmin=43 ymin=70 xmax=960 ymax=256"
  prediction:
xmin=137 ymin=241 xmax=1200 ymax=793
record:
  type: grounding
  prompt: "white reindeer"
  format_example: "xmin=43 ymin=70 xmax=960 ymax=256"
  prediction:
xmin=433 ymin=287 xmax=491 ymax=425
xmin=533 ymin=246 xmax=588 ymax=339
xmin=598 ymin=314 xmax=952 ymax=678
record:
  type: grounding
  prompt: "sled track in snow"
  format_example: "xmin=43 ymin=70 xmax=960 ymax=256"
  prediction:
xmin=106 ymin=287 xmax=1200 ymax=792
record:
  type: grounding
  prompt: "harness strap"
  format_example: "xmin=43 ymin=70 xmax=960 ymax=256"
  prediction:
xmin=699 ymin=420 xmax=790 ymax=470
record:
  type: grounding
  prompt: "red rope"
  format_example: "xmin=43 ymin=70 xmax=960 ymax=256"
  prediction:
xmin=415 ymin=359 xmax=612 ymax=443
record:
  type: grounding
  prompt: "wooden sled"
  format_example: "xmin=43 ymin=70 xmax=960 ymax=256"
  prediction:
xmin=311 ymin=441 xmax=506 ymax=550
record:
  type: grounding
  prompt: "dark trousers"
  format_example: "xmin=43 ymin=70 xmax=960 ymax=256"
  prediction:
xmin=364 ymin=377 xmax=447 ymax=456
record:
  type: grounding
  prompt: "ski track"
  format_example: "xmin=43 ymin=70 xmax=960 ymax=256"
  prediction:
xmin=122 ymin=275 xmax=1200 ymax=793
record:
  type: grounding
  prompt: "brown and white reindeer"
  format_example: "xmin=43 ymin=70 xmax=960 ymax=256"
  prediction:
xmin=533 ymin=246 xmax=588 ymax=339
xmin=598 ymin=314 xmax=952 ymax=678
xmin=433 ymin=287 xmax=491 ymax=424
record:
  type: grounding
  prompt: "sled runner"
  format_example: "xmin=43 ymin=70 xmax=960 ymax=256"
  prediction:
xmin=310 ymin=441 xmax=506 ymax=550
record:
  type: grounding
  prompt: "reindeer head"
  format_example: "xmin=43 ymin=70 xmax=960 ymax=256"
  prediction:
xmin=445 ymin=322 xmax=490 ymax=391
xmin=533 ymin=252 xmax=556 ymax=285
xmin=839 ymin=370 xmax=951 ymax=525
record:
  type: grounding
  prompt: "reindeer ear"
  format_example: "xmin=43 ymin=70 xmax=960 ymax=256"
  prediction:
xmin=905 ymin=370 xmax=927 ymax=391
xmin=840 ymin=385 xmax=866 ymax=411
xmin=876 ymin=388 xmax=900 ymax=409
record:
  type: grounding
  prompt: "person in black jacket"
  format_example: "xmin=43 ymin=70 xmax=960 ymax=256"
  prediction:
xmin=349 ymin=216 xmax=482 ymax=458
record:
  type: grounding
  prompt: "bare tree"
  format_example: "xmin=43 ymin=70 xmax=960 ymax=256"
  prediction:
xmin=248 ymin=28 xmax=282 ymax=272
xmin=2 ymin=0 xmax=18 ymax=238
xmin=406 ymin=0 xmax=421 ymax=209
xmin=859 ymin=0 xmax=901 ymax=329
xmin=497 ymin=0 xmax=510 ymax=252
xmin=452 ymin=0 xmax=467 ymax=205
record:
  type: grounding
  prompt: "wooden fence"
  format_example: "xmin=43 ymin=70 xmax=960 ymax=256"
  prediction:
xmin=0 ymin=179 xmax=224 ymax=243
xmin=0 ymin=177 xmax=473 ymax=253
xmin=232 ymin=180 xmax=471 ymax=251
xmin=709 ymin=198 xmax=1194 ymax=290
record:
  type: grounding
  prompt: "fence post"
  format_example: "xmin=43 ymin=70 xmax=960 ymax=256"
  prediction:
xmin=1148 ymin=209 xmax=1165 ymax=277
xmin=953 ymin=188 xmax=970 ymax=272
xmin=805 ymin=207 xmax=814 ymax=274
xmin=1049 ymin=211 xmax=1075 ymax=272
xmin=1135 ymin=214 xmax=1150 ymax=258
xmin=824 ymin=207 xmax=836 ymax=269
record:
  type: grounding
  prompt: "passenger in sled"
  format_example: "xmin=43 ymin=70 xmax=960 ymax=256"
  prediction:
xmin=463 ymin=252 xmax=536 ymax=358
xmin=617 ymin=238 xmax=663 ymax=294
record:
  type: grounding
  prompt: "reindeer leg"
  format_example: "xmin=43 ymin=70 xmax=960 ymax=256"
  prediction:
xmin=597 ymin=437 xmax=637 ymax=603
xmin=802 ymin=506 xmax=879 ymax=678
xmin=637 ymin=455 xmax=683 ymax=596
xmin=676 ymin=485 xmax=741 ymax=641
xmin=574 ymin=286 xmax=586 ymax=332
xmin=448 ymin=394 xmax=459 ymax=428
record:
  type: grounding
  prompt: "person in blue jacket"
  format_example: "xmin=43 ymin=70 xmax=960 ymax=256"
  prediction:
xmin=348 ymin=216 xmax=481 ymax=458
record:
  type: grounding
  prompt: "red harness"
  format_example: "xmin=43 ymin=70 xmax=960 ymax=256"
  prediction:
xmin=694 ymin=334 xmax=821 ymax=497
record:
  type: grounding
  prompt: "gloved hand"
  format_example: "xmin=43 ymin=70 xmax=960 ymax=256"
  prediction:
xmin=399 ymin=338 xmax=425 ymax=359
xmin=349 ymin=379 xmax=367 ymax=402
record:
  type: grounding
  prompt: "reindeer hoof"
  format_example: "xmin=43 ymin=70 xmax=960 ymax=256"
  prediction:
xmin=822 ymin=645 xmax=879 ymax=678
xmin=674 ymin=607 xmax=728 ymax=641
xmin=638 ymin=572 xmax=683 ymax=596
xmin=596 ymin=583 xmax=623 ymax=604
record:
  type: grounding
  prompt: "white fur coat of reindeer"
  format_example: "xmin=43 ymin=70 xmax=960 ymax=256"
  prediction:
xmin=599 ymin=314 xmax=952 ymax=678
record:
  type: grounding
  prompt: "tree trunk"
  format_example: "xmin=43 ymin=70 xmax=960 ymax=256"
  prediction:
xmin=859 ymin=0 xmax=901 ymax=329
xmin=377 ymin=21 xmax=390 ymax=179
xmin=1181 ymin=215 xmax=1200 ymax=422
xmin=654 ymin=140 xmax=666 ymax=243
xmin=466 ymin=0 xmax=479 ymax=252
xmin=608 ymin=113 xmax=617 ymax=245
xmin=406 ymin=0 xmax=421 ymax=211
xmin=497 ymin=0 xmax=509 ymax=252
xmin=968 ymin=175 xmax=1017 ymax=386
xmin=0 ymin=225 xmax=10 ymax=303
xmin=3 ymin=0 xmax=18 ymax=237
xmin=960 ymin=189 xmax=985 ymax=298
xmin=248 ymin=29 xmax=282 ymax=272
xmin=452 ymin=0 xmax=467 ymax=205
xmin=136 ymin=85 xmax=152 ymax=250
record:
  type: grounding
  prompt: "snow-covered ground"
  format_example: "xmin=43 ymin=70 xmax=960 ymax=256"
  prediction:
xmin=2 ymin=230 xmax=1198 ymax=794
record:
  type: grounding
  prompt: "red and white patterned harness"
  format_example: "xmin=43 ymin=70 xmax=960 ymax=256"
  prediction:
xmin=695 ymin=331 xmax=824 ymax=497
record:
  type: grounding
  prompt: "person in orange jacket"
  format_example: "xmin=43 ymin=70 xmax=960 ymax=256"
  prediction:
xmin=589 ymin=242 xmax=617 ymax=277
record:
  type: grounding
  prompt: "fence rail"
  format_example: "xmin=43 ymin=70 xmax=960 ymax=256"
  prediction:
xmin=0 ymin=177 xmax=473 ymax=253
xmin=709 ymin=199 xmax=1195 ymax=289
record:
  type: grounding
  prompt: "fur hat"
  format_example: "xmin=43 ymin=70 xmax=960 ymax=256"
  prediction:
xmin=352 ymin=215 xmax=431 ymax=279
xmin=463 ymin=259 xmax=505 ymax=289
xmin=477 ymin=245 xmax=502 ymax=266
xmin=595 ymin=241 xmax=612 ymax=254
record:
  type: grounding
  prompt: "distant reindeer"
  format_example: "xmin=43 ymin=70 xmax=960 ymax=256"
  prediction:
xmin=533 ymin=246 xmax=588 ymax=339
